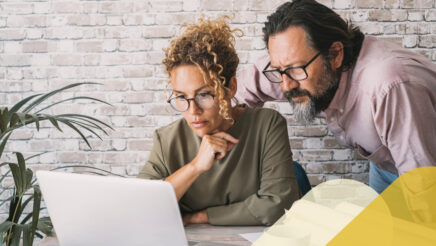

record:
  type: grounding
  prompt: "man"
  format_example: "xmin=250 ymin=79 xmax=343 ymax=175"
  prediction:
xmin=235 ymin=0 xmax=436 ymax=193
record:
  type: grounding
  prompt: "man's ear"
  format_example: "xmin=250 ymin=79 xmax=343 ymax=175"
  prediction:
xmin=330 ymin=41 xmax=344 ymax=70
xmin=227 ymin=77 xmax=237 ymax=98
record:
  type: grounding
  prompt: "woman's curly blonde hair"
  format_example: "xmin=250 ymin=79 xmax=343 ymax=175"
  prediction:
xmin=163 ymin=16 xmax=242 ymax=123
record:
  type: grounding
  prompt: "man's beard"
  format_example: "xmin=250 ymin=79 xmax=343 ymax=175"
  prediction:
xmin=284 ymin=60 xmax=340 ymax=125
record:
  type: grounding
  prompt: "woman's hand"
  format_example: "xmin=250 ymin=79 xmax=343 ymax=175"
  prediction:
xmin=165 ymin=132 xmax=238 ymax=201
xmin=183 ymin=210 xmax=209 ymax=225
xmin=191 ymin=132 xmax=239 ymax=173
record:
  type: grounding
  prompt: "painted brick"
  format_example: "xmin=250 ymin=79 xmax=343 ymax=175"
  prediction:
xmin=400 ymin=0 xmax=433 ymax=8
xmin=142 ymin=26 xmax=177 ymax=38
xmin=3 ymin=41 xmax=21 ymax=53
xmin=119 ymin=39 xmax=152 ymax=52
xmin=368 ymin=9 xmax=408 ymax=21
xmin=408 ymin=10 xmax=425 ymax=21
xmin=7 ymin=16 xmax=47 ymax=28
xmin=99 ymin=2 xmax=133 ymax=14
xmin=52 ymin=2 xmax=81 ymax=14
xmin=52 ymin=54 xmax=82 ymax=66
xmin=300 ymin=150 xmax=332 ymax=162
xmin=22 ymin=41 xmax=48 ymax=53
xmin=122 ymin=14 xmax=155 ymax=26
xmin=6 ymin=68 xmax=23 ymax=80
xmin=148 ymin=1 xmax=183 ymax=12
xmin=201 ymin=0 xmax=232 ymax=10
xmin=419 ymin=35 xmax=436 ymax=48
xmin=128 ymin=140 xmax=154 ymax=151
xmin=2 ymin=0 xmax=436 ymax=190
xmin=403 ymin=35 xmax=418 ymax=47
xmin=82 ymin=2 xmax=99 ymax=14
xmin=133 ymin=1 xmax=151 ymax=12
xmin=425 ymin=9 xmax=436 ymax=21
xmin=0 ymin=55 xmax=31 ymax=67
xmin=334 ymin=0 xmax=355 ymax=9
xmin=123 ymin=92 xmax=154 ymax=103
xmin=58 ymin=152 xmax=87 ymax=163
xmin=384 ymin=0 xmax=400 ymax=8
xmin=356 ymin=0 xmax=383 ymax=8
xmin=0 ymin=29 xmax=25 ymax=40
xmin=76 ymin=41 xmax=103 ymax=53
xmin=249 ymin=0 xmax=288 ymax=11
xmin=155 ymin=13 xmax=196 ymax=25
xmin=1 ymin=3 xmax=33 ymax=14
xmin=45 ymin=28 xmax=84 ymax=39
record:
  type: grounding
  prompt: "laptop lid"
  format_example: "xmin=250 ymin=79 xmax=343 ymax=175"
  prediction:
xmin=36 ymin=171 xmax=188 ymax=246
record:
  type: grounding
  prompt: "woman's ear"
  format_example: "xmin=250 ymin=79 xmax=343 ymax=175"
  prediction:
xmin=227 ymin=77 xmax=237 ymax=99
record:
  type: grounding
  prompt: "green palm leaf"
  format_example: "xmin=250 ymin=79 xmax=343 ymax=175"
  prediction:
xmin=58 ymin=113 xmax=114 ymax=130
xmin=0 ymin=107 xmax=9 ymax=133
xmin=25 ymin=151 xmax=49 ymax=161
xmin=61 ymin=119 xmax=103 ymax=140
xmin=30 ymin=187 xmax=41 ymax=244
xmin=40 ymin=114 xmax=62 ymax=132
xmin=56 ymin=119 xmax=92 ymax=148
xmin=35 ymin=96 xmax=112 ymax=114
xmin=22 ymin=82 xmax=100 ymax=114
xmin=22 ymin=224 xmax=32 ymax=246
xmin=51 ymin=165 xmax=125 ymax=177
xmin=0 ymin=132 xmax=12 ymax=159
xmin=8 ymin=94 xmax=42 ymax=118
xmin=0 ymin=221 xmax=14 ymax=235
xmin=1 ymin=82 xmax=112 ymax=245
xmin=9 ymin=224 xmax=22 ymax=246
xmin=36 ymin=217 xmax=53 ymax=236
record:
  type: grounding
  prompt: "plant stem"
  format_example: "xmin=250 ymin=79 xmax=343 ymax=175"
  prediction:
xmin=6 ymin=194 xmax=23 ymax=245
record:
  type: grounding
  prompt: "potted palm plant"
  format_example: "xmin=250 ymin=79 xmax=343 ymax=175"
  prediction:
xmin=0 ymin=82 xmax=114 ymax=246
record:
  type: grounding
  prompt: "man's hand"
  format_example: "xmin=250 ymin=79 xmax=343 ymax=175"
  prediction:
xmin=183 ymin=210 xmax=209 ymax=225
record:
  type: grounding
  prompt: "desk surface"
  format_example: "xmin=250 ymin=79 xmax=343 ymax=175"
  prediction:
xmin=39 ymin=224 xmax=266 ymax=246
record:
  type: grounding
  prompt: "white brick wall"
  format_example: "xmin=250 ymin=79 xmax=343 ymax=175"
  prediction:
xmin=1 ymin=0 xmax=435 ymax=196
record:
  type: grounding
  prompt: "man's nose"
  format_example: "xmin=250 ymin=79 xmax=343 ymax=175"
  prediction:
xmin=280 ymin=74 xmax=300 ymax=92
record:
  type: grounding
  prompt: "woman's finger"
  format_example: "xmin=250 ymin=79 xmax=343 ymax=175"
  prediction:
xmin=212 ymin=132 xmax=239 ymax=144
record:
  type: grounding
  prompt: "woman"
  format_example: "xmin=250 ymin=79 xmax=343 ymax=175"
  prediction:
xmin=138 ymin=17 xmax=300 ymax=226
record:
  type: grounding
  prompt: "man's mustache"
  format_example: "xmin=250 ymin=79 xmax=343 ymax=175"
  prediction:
xmin=284 ymin=88 xmax=312 ymax=100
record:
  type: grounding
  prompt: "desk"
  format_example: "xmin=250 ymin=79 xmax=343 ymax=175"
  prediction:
xmin=39 ymin=224 xmax=266 ymax=246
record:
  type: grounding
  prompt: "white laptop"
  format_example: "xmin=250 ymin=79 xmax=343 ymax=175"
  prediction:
xmin=36 ymin=171 xmax=230 ymax=246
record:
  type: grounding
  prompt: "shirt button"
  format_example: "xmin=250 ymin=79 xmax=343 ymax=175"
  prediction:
xmin=330 ymin=117 xmax=336 ymax=121
xmin=339 ymin=109 xmax=344 ymax=113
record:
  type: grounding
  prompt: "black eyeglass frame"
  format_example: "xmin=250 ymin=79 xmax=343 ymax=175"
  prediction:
xmin=262 ymin=52 xmax=322 ymax=83
xmin=167 ymin=93 xmax=216 ymax=112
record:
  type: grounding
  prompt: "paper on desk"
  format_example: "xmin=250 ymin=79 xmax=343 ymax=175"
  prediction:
xmin=239 ymin=232 xmax=264 ymax=243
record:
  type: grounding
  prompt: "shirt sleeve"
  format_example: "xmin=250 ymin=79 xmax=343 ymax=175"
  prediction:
xmin=137 ymin=131 xmax=170 ymax=180
xmin=206 ymin=112 xmax=300 ymax=226
xmin=234 ymin=53 xmax=286 ymax=107
xmin=373 ymin=82 xmax=436 ymax=175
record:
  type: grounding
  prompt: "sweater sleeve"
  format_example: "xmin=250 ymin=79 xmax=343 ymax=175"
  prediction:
xmin=206 ymin=112 xmax=300 ymax=226
xmin=137 ymin=130 xmax=170 ymax=180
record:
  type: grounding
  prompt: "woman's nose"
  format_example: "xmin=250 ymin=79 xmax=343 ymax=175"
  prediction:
xmin=187 ymin=100 xmax=202 ymax=115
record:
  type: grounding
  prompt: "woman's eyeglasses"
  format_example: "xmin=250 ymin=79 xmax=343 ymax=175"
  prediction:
xmin=167 ymin=92 xmax=215 ymax=112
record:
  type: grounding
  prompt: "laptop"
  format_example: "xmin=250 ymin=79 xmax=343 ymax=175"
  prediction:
xmin=36 ymin=171 xmax=231 ymax=246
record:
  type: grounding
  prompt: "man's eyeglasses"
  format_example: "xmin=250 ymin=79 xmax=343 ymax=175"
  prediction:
xmin=262 ymin=52 xmax=321 ymax=83
xmin=167 ymin=92 xmax=215 ymax=112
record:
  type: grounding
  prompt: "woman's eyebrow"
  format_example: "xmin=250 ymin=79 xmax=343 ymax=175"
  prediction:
xmin=173 ymin=85 xmax=209 ymax=94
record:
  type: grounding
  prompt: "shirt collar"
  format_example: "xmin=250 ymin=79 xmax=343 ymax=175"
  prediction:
xmin=323 ymin=69 xmax=351 ymax=115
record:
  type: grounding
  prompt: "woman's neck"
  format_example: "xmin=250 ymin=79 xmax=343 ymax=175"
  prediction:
xmin=218 ymin=105 xmax=244 ymax=132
